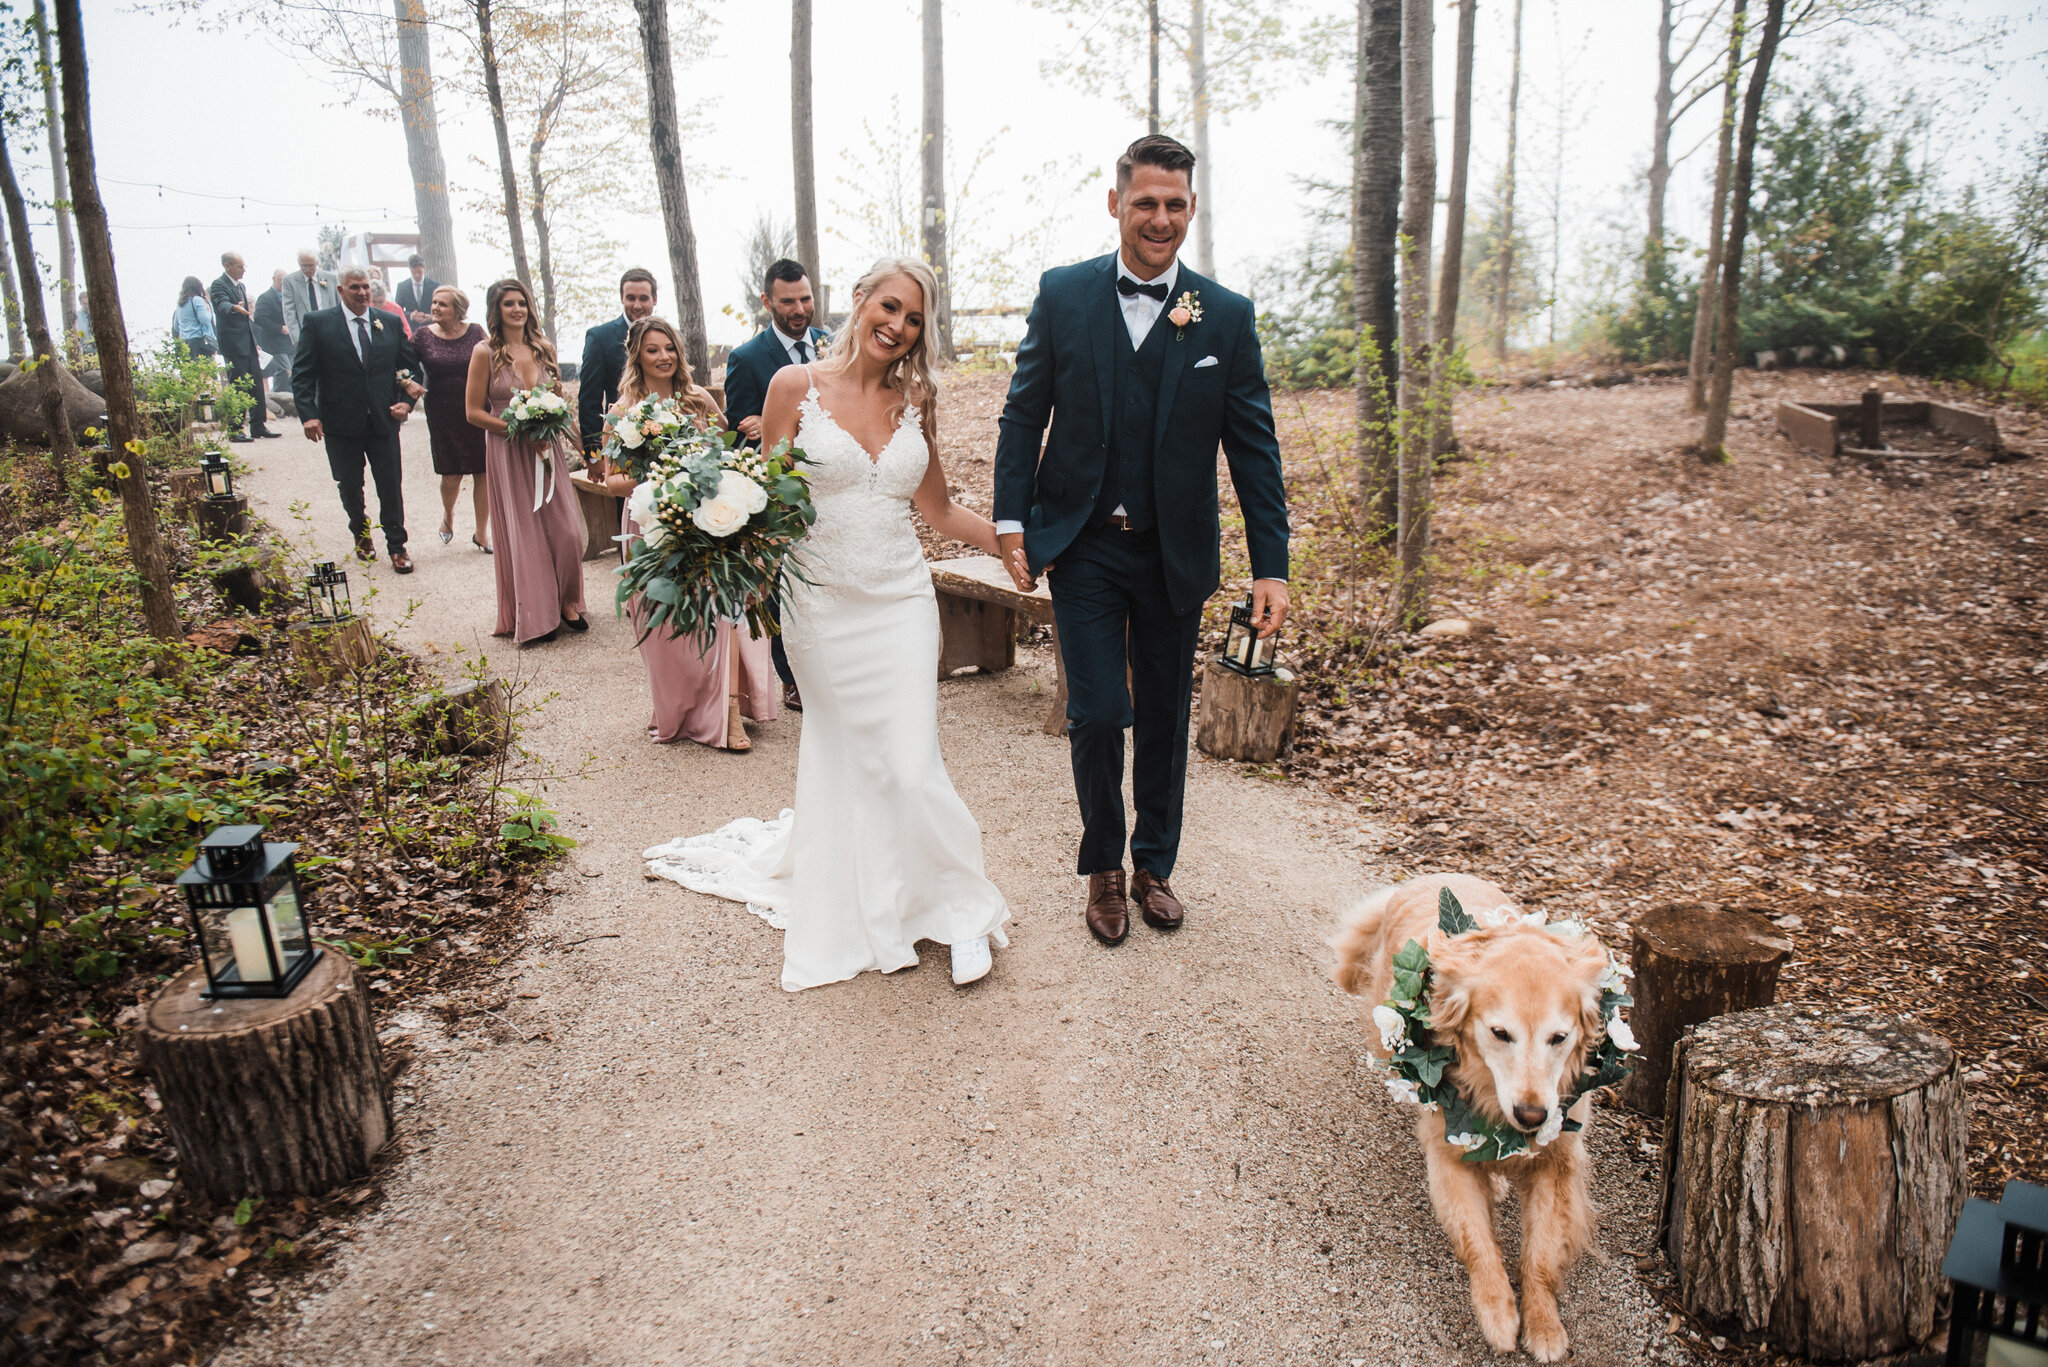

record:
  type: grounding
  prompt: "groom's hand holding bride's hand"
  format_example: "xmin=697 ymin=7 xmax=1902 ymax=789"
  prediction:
xmin=1251 ymin=578 xmax=1290 ymax=637
xmin=998 ymin=531 xmax=1037 ymax=592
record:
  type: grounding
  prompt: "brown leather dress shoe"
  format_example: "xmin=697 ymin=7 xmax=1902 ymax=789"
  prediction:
xmin=782 ymin=682 xmax=803 ymax=713
xmin=389 ymin=552 xmax=415 ymax=574
xmin=1132 ymin=869 xmax=1185 ymax=930
xmin=1085 ymin=870 xmax=1129 ymax=945
xmin=354 ymin=534 xmax=376 ymax=562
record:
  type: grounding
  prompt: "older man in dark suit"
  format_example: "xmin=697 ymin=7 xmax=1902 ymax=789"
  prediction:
xmin=254 ymin=268 xmax=292 ymax=389
xmin=578 ymin=267 xmax=657 ymax=455
xmin=210 ymin=252 xmax=278 ymax=442
xmin=293 ymin=266 xmax=423 ymax=573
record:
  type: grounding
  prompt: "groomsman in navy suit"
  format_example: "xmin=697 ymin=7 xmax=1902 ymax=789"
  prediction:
xmin=723 ymin=258 xmax=830 ymax=712
xmin=579 ymin=267 xmax=659 ymax=455
xmin=993 ymin=134 xmax=1290 ymax=946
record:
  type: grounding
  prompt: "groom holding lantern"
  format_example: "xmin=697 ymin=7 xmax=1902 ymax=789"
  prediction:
xmin=994 ymin=133 xmax=1291 ymax=946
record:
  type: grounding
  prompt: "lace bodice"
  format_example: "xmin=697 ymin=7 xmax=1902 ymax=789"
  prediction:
xmin=790 ymin=383 xmax=929 ymax=590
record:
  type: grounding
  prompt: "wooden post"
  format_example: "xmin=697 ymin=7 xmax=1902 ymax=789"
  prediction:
xmin=1195 ymin=658 xmax=1300 ymax=762
xmin=1860 ymin=387 xmax=1885 ymax=451
xmin=1619 ymin=903 xmax=1791 ymax=1117
xmin=1660 ymin=1002 xmax=1969 ymax=1359
xmin=138 ymin=952 xmax=393 ymax=1201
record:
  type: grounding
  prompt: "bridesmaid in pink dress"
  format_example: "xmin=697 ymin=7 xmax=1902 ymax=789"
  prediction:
xmin=596 ymin=317 xmax=776 ymax=750
xmin=464 ymin=279 xmax=587 ymax=645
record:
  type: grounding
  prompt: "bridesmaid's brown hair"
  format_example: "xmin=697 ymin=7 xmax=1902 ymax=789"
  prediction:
xmin=484 ymin=278 xmax=558 ymax=381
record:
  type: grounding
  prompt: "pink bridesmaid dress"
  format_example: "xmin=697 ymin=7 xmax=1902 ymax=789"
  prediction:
xmin=620 ymin=502 xmax=778 ymax=744
xmin=484 ymin=365 xmax=586 ymax=643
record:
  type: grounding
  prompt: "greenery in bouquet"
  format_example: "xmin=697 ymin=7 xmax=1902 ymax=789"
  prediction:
xmin=600 ymin=395 xmax=715 ymax=483
xmin=500 ymin=383 xmax=574 ymax=445
xmin=616 ymin=433 xmax=816 ymax=644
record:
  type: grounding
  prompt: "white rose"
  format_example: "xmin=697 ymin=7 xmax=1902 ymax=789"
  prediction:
xmin=626 ymin=480 xmax=661 ymax=533
xmin=690 ymin=496 xmax=747 ymax=538
xmin=1446 ymin=1132 xmax=1484 ymax=1151
xmin=651 ymin=406 xmax=677 ymax=427
xmin=1371 ymin=1004 xmax=1408 ymax=1053
xmin=1606 ymin=1015 xmax=1639 ymax=1052
xmin=1383 ymin=1076 xmax=1421 ymax=1106
xmin=717 ymin=468 xmax=768 ymax=516
xmin=1534 ymin=1109 xmax=1567 ymax=1147
xmin=1601 ymin=959 xmax=1633 ymax=993
xmin=539 ymin=392 xmax=566 ymax=411
xmin=615 ymin=419 xmax=645 ymax=449
xmin=641 ymin=518 xmax=671 ymax=549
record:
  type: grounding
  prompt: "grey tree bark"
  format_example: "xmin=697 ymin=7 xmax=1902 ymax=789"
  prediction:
xmin=55 ymin=0 xmax=179 ymax=640
xmin=1430 ymin=0 xmax=1475 ymax=458
xmin=1699 ymin=0 xmax=1779 ymax=459
xmin=1351 ymin=0 xmax=1401 ymax=536
xmin=1490 ymin=0 xmax=1522 ymax=362
xmin=1187 ymin=0 xmax=1214 ymax=276
xmin=1648 ymin=0 xmax=1675 ymax=289
xmin=1688 ymin=0 xmax=1742 ymax=411
xmin=1396 ymin=0 xmax=1435 ymax=628
xmin=393 ymin=0 xmax=459 ymax=285
xmin=0 ymin=215 xmax=24 ymax=359
xmin=791 ymin=0 xmax=820 ymax=289
xmin=921 ymin=0 xmax=953 ymax=358
xmin=31 ymin=0 xmax=76 ymax=351
xmin=473 ymin=0 xmax=531 ymax=293
xmin=1148 ymin=0 xmax=1162 ymax=133
xmin=633 ymin=0 xmax=711 ymax=383
xmin=0 ymin=120 xmax=76 ymax=489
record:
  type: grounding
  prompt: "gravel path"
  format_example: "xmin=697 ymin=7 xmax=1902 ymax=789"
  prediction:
xmin=222 ymin=414 xmax=1677 ymax=1366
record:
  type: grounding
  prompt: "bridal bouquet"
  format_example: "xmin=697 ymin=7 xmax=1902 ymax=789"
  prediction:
xmin=616 ymin=432 xmax=816 ymax=643
xmin=500 ymin=384 xmax=574 ymax=446
xmin=601 ymin=395 xmax=704 ymax=483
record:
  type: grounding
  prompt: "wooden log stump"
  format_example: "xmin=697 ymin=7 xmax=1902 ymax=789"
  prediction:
xmin=193 ymin=495 xmax=250 ymax=544
xmin=411 ymin=679 xmax=510 ymax=756
xmin=166 ymin=466 xmax=207 ymax=521
xmin=1195 ymin=657 xmax=1300 ymax=763
xmin=138 ymin=951 xmax=393 ymax=1201
xmin=1619 ymin=903 xmax=1792 ymax=1117
xmin=288 ymin=617 xmax=379 ymax=684
xmin=569 ymin=473 xmax=620 ymax=561
xmin=1659 ymin=1002 xmax=1969 ymax=1359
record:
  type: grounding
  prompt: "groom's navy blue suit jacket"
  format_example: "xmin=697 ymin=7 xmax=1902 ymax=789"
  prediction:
xmin=723 ymin=324 xmax=833 ymax=447
xmin=993 ymin=253 xmax=1289 ymax=615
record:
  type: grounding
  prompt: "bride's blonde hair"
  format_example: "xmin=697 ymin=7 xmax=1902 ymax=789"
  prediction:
xmin=826 ymin=256 xmax=943 ymax=409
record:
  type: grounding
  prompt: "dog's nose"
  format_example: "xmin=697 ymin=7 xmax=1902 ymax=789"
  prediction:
xmin=1512 ymin=1104 xmax=1548 ymax=1131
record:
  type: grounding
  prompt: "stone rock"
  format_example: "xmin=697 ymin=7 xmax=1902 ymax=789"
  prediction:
xmin=184 ymin=621 xmax=263 ymax=655
xmin=75 ymin=367 xmax=104 ymax=396
xmin=1419 ymin=618 xmax=1474 ymax=638
xmin=0 ymin=361 xmax=107 ymax=444
xmin=91 ymin=1156 xmax=169 ymax=1195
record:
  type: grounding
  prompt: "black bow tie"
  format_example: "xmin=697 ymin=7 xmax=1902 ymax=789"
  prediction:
xmin=1116 ymin=275 xmax=1170 ymax=302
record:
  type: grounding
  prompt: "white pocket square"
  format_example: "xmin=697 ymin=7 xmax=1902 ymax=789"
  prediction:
xmin=1193 ymin=355 xmax=1220 ymax=369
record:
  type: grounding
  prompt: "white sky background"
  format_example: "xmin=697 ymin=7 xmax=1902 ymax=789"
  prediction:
xmin=68 ymin=0 xmax=2048 ymax=360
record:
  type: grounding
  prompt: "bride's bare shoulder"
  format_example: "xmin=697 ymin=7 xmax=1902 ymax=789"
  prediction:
xmin=765 ymin=365 xmax=813 ymax=403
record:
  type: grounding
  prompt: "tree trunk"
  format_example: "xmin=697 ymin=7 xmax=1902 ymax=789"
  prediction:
xmin=474 ymin=0 xmax=530 ymax=292
xmin=1352 ymin=0 xmax=1401 ymax=536
xmin=1617 ymin=903 xmax=1790 ymax=1118
xmin=1148 ymin=0 xmax=1161 ymax=133
xmin=0 ymin=122 xmax=77 ymax=490
xmin=528 ymin=143 xmax=556 ymax=344
xmin=1188 ymin=0 xmax=1214 ymax=277
xmin=55 ymin=0 xmax=178 ymax=640
xmin=790 ymin=0 xmax=819 ymax=288
xmin=1430 ymin=0 xmax=1475 ymax=458
xmin=139 ymin=953 xmax=393 ymax=1201
xmin=31 ymin=0 xmax=75 ymax=352
xmin=1687 ymin=0 xmax=1742 ymax=412
xmin=1647 ymin=0 xmax=1675 ymax=293
xmin=1491 ymin=0 xmax=1522 ymax=363
xmin=1195 ymin=658 xmax=1300 ymax=763
xmin=634 ymin=0 xmax=711 ymax=383
xmin=1699 ymin=0 xmax=1779 ymax=459
xmin=921 ymin=0 xmax=953 ymax=359
xmin=0 ymin=214 xmax=23 ymax=360
xmin=393 ymin=0 xmax=459 ymax=285
xmin=1396 ymin=0 xmax=1435 ymax=629
xmin=1660 ymin=1002 xmax=1967 ymax=1358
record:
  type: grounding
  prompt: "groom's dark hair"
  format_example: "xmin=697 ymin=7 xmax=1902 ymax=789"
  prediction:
xmin=1116 ymin=133 xmax=1197 ymax=191
xmin=762 ymin=258 xmax=809 ymax=295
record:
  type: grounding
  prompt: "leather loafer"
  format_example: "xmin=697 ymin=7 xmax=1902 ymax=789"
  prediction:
xmin=782 ymin=683 xmax=803 ymax=713
xmin=354 ymin=534 xmax=376 ymax=562
xmin=389 ymin=552 xmax=415 ymax=574
xmin=1132 ymin=869 xmax=1185 ymax=930
xmin=1085 ymin=869 xmax=1129 ymax=945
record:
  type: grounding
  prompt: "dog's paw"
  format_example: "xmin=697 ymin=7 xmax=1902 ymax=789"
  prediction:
xmin=1521 ymin=1306 xmax=1569 ymax=1362
xmin=1471 ymin=1288 xmax=1520 ymax=1353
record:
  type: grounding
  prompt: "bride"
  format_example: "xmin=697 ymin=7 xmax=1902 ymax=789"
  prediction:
xmin=644 ymin=257 xmax=1012 ymax=990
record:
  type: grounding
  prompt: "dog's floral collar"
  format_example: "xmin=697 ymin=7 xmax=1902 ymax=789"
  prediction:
xmin=1374 ymin=889 xmax=1637 ymax=1164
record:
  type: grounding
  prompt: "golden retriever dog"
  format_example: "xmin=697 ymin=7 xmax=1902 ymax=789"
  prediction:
xmin=1331 ymin=873 xmax=1615 ymax=1361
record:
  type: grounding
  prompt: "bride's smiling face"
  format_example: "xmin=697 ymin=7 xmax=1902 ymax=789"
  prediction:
xmin=853 ymin=275 xmax=924 ymax=364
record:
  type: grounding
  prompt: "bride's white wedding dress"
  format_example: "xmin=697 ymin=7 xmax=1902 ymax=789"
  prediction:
xmin=643 ymin=375 xmax=1010 ymax=991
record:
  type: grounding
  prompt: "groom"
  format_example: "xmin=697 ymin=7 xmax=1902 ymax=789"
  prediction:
xmin=994 ymin=133 xmax=1290 ymax=946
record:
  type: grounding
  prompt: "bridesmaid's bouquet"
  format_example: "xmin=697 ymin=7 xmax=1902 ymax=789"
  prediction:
xmin=500 ymin=384 xmax=574 ymax=445
xmin=616 ymin=433 xmax=816 ymax=643
xmin=601 ymin=395 xmax=702 ymax=483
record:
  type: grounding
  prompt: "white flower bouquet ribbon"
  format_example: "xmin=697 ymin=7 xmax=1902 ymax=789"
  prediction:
xmin=532 ymin=448 xmax=556 ymax=512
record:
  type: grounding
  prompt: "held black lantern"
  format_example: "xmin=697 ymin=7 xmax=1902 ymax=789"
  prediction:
xmin=304 ymin=561 xmax=352 ymax=624
xmin=1943 ymin=1179 xmax=2047 ymax=1367
xmin=1219 ymin=592 xmax=1279 ymax=677
xmin=199 ymin=450 xmax=235 ymax=501
xmin=176 ymin=825 xmax=319 ymax=999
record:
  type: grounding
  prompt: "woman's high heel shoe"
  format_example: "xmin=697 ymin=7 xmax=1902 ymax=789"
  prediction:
xmin=438 ymin=520 xmax=454 ymax=545
xmin=723 ymin=696 xmax=750 ymax=752
xmin=473 ymin=536 xmax=493 ymax=554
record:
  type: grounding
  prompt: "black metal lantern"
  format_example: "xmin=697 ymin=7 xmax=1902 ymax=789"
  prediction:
xmin=200 ymin=450 xmax=235 ymax=500
xmin=1219 ymin=592 xmax=1278 ymax=677
xmin=176 ymin=825 xmax=319 ymax=999
xmin=304 ymin=561 xmax=352 ymax=624
xmin=1942 ymin=1179 xmax=2047 ymax=1367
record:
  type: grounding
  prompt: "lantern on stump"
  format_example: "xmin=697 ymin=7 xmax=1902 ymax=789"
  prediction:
xmin=1219 ymin=592 xmax=1279 ymax=677
xmin=199 ymin=450 xmax=235 ymax=501
xmin=176 ymin=825 xmax=319 ymax=999
xmin=1943 ymin=1179 xmax=2048 ymax=1367
xmin=305 ymin=561 xmax=351 ymax=624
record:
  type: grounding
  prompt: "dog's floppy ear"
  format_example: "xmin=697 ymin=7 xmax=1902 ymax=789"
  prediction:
xmin=1421 ymin=928 xmax=1481 ymax=1035
xmin=1557 ymin=932 xmax=1612 ymax=1043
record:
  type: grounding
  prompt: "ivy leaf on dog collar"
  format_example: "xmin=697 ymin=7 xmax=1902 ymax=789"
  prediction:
xmin=1438 ymin=887 xmax=1478 ymax=936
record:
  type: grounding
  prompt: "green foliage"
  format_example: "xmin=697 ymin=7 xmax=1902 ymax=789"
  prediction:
xmin=497 ymin=789 xmax=576 ymax=859
xmin=1250 ymin=237 xmax=1357 ymax=391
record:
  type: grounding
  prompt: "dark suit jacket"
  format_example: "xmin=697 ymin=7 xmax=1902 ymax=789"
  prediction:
xmin=723 ymin=325 xmax=832 ymax=445
xmin=993 ymin=253 xmax=1289 ymax=615
xmin=253 ymin=287 xmax=290 ymax=356
xmin=394 ymin=275 xmax=439 ymax=318
xmin=209 ymin=273 xmax=258 ymax=364
xmin=577 ymin=314 xmax=631 ymax=450
xmin=290 ymin=305 xmax=421 ymax=440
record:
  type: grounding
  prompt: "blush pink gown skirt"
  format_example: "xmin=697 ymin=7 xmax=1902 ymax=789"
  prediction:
xmin=621 ymin=504 xmax=776 ymax=745
xmin=483 ymin=405 xmax=586 ymax=643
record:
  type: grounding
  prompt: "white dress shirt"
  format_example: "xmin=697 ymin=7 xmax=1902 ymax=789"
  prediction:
xmin=342 ymin=302 xmax=374 ymax=363
xmin=775 ymin=324 xmax=815 ymax=366
xmin=995 ymin=256 xmax=1180 ymax=537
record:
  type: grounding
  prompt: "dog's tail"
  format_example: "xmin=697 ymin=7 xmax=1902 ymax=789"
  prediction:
xmin=1330 ymin=885 xmax=1399 ymax=998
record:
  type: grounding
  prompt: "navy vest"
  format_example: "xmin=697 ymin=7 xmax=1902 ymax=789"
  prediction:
xmin=1093 ymin=306 xmax=1170 ymax=529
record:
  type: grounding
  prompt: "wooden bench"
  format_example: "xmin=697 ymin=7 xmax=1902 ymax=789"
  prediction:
xmin=569 ymin=473 xmax=620 ymax=561
xmin=928 ymin=554 xmax=1068 ymax=735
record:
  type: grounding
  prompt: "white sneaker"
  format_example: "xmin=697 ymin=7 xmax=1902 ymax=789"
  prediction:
xmin=950 ymin=935 xmax=992 ymax=985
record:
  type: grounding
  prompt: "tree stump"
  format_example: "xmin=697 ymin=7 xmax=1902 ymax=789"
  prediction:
xmin=1659 ymin=1002 xmax=1969 ymax=1359
xmin=411 ymin=679 xmax=510 ymax=756
xmin=1195 ymin=657 xmax=1299 ymax=762
xmin=138 ymin=951 xmax=393 ymax=1201
xmin=288 ymin=617 xmax=379 ymax=683
xmin=166 ymin=466 xmax=207 ymax=521
xmin=568 ymin=473 xmax=619 ymax=561
xmin=1620 ymin=903 xmax=1792 ymax=1117
xmin=194 ymin=495 xmax=250 ymax=543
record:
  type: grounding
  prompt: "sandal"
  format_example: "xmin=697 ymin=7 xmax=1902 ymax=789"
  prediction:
xmin=723 ymin=696 xmax=751 ymax=752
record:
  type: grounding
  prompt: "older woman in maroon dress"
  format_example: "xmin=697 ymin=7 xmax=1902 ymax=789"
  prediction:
xmin=409 ymin=286 xmax=490 ymax=551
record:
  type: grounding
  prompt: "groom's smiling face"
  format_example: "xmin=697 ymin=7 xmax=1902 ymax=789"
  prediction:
xmin=1110 ymin=164 xmax=1194 ymax=280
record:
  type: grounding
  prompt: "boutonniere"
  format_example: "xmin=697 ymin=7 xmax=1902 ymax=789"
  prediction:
xmin=372 ymin=317 xmax=384 ymax=333
xmin=1168 ymin=290 xmax=1202 ymax=340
